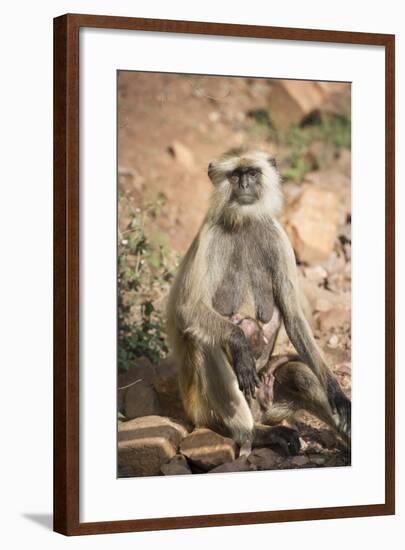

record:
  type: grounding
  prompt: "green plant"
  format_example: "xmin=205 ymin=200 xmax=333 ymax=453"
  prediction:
xmin=282 ymin=156 xmax=313 ymax=183
xmin=245 ymin=107 xmax=351 ymax=183
xmin=117 ymin=197 xmax=177 ymax=372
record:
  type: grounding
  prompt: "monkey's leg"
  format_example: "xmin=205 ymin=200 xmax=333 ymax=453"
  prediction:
xmin=178 ymin=338 xmax=256 ymax=448
xmin=261 ymin=359 xmax=351 ymax=447
xmin=249 ymin=355 xmax=302 ymax=457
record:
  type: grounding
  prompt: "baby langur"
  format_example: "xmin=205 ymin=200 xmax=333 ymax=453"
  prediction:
xmin=167 ymin=147 xmax=351 ymax=457
xmin=232 ymin=315 xmax=350 ymax=448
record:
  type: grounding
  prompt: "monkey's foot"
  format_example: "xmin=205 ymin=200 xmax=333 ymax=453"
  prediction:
xmin=239 ymin=440 xmax=252 ymax=458
xmin=259 ymin=426 xmax=301 ymax=457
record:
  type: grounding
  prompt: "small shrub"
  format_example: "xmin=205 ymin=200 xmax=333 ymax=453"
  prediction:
xmin=118 ymin=198 xmax=178 ymax=372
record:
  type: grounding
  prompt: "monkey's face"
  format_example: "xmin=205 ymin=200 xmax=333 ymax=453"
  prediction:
xmin=207 ymin=148 xmax=283 ymax=223
xmin=227 ymin=167 xmax=262 ymax=205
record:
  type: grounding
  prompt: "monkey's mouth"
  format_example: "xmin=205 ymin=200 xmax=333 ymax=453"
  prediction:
xmin=236 ymin=194 xmax=257 ymax=205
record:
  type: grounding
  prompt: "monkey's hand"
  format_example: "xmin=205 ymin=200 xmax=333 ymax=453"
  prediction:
xmin=327 ymin=376 xmax=351 ymax=439
xmin=229 ymin=330 xmax=260 ymax=401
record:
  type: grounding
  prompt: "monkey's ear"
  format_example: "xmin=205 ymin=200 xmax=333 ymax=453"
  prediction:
xmin=268 ymin=157 xmax=277 ymax=169
xmin=207 ymin=161 xmax=216 ymax=184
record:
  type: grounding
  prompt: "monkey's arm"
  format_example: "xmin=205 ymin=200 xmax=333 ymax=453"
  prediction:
xmin=266 ymin=221 xmax=328 ymax=384
xmin=273 ymin=276 xmax=328 ymax=386
xmin=177 ymin=299 xmax=260 ymax=400
xmin=268 ymin=221 xmax=351 ymax=434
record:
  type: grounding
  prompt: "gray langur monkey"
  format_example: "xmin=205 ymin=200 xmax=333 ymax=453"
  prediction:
xmin=166 ymin=147 xmax=351 ymax=455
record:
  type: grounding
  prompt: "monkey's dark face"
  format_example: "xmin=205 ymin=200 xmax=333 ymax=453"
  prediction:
xmin=227 ymin=167 xmax=262 ymax=205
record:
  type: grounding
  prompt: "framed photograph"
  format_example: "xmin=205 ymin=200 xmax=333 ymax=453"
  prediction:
xmin=53 ymin=13 xmax=395 ymax=535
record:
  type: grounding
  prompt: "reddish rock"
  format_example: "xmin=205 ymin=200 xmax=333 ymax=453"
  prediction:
xmin=118 ymin=416 xmax=188 ymax=477
xmin=269 ymin=80 xmax=325 ymax=129
xmin=123 ymin=379 xmax=161 ymax=420
xmin=289 ymin=455 xmax=311 ymax=468
xmin=161 ymin=454 xmax=192 ymax=476
xmin=209 ymin=456 xmax=253 ymax=474
xmin=303 ymin=265 xmax=328 ymax=283
xmin=285 ymin=185 xmax=340 ymax=263
xmin=180 ymin=428 xmax=237 ymax=471
xmin=154 ymin=357 xmax=187 ymax=421
xmin=318 ymin=307 xmax=351 ymax=332
xmin=117 ymin=357 xmax=156 ymax=414
xmin=247 ymin=448 xmax=284 ymax=470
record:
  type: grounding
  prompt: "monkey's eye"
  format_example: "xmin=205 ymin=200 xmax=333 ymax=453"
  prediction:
xmin=248 ymin=169 xmax=258 ymax=177
xmin=229 ymin=172 xmax=240 ymax=184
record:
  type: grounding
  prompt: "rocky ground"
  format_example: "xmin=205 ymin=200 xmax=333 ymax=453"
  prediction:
xmin=117 ymin=73 xmax=352 ymax=477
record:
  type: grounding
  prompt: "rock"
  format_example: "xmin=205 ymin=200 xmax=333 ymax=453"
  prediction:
xmin=319 ymin=86 xmax=351 ymax=119
xmin=118 ymin=465 xmax=136 ymax=478
xmin=161 ymin=454 xmax=192 ymax=476
xmin=338 ymin=223 xmax=352 ymax=244
xmin=118 ymin=416 xmax=189 ymax=477
xmin=285 ymin=186 xmax=340 ymax=263
xmin=318 ymin=307 xmax=351 ymax=332
xmin=325 ymin=454 xmax=351 ymax=467
xmin=168 ymin=141 xmax=195 ymax=168
xmin=247 ymin=448 xmax=283 ymax=470
xmin=300 ymin=276 xmax=331 ymax=308
xmin=154 ymin=357 xmax=187 ymax=422
xmin=306 ymin=141 xmax=335 ymax=169
xmin=343 ymin=243 xmax=351 ymax=261
xmin=208 ymin=111 xmax=221 ymax=123
xmin=318 ymin=430 xmax=338 ymax=449
xmin=153 ymin=357 xmax=178 ymax=395
xmin=307 ymin=454 xmax=328 ymax=466
xmin=118 ymin=357 xmax=156 ymax=414
xmin=209 ymin=456 xmax=253 ymax=474
xmin=336 ymin=363 xmax=351 ymax=376
xmin=123 ymin=379 xmax=161 ymax=420
xmin=269 ymin=80 xmax=326 ymax=129
xmin=268 ymin=81 xmax=349 ymax=129
xmin=303 ymin=265 xmax=328 ymax=283
xmin=327 ymin=335 xmax=339 ymax=348
xmin=303 ymin=170 xmax=351 ymax=225
xmin=282 ymin=181 xmax=302 ymax=204
xmin=315 ymin=298 xmax=333 ymax=312
xmin=336 ymin=149 xmax=351 ymax=177
xmin=319 ymin=250 xmax=346 ymax=274
xmin=180 ymin=428 xmax=237 ymax=471
xmin=289 ymin=455 xmax=311 ymax=468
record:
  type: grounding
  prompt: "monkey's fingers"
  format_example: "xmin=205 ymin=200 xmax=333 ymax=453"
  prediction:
xmin=248 ymin=367 xmax=261 ymax=398
xmin=237 ymin=368 xmax=258 ymax=401
xmin=326 ymin=376 xmax=351 ymax=440
xmin=237 ymin=371 xmax=251 ymax=400
xmin=248 ymin=370 xmax=258 ymax=400
xmin=336 ymin=395 xmax=351 ymax=439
